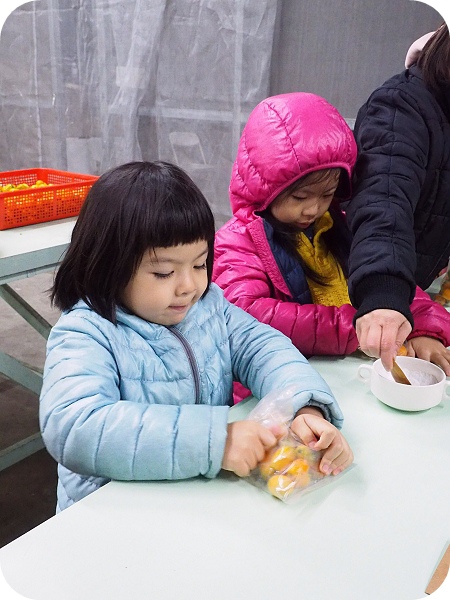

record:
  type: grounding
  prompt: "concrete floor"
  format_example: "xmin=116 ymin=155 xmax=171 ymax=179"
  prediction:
xmin=0 ymin=273 xmax=60 ymax=547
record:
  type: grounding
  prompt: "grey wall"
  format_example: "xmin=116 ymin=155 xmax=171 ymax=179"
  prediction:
xmin=270 ymin=0 xmax=443 ymax=120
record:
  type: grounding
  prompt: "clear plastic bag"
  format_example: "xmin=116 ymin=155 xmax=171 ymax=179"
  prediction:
xmin=243 ymin=386 xmax=351 ymax=504
xmin=435 ymin=257 xmax=450 ymax=308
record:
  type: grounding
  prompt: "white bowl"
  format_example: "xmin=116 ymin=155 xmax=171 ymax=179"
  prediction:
xmin=358 ymin=356 xmax=450 ymax=411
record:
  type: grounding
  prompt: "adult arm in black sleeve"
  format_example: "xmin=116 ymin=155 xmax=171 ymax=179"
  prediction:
xmin=346 ymin=81 xmax=430 ymax=327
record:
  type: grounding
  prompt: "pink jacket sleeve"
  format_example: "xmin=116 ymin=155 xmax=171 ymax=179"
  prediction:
xmin=409 ymin=287 xmax=450 ymax=346
xmin=213 ymin=225 xmax=450 ymax=356
xmin=213 ymin=227 xmax=359 ymax=357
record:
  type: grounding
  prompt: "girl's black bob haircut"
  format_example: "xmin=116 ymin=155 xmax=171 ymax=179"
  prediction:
xmin=51 ymin=161 xmax=216 ymax=323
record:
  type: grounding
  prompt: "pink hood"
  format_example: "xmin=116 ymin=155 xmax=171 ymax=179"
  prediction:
xmin=230 ymin=93 xmax=357 ymax=221
xmin=214 ymin=93 xmax=450 ymax=403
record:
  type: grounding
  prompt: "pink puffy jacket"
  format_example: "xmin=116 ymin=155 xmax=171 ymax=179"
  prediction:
xmin=213 ymin=92 xmax=450 ymax=358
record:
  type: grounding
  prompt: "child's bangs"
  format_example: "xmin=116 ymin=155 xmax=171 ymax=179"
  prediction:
xmin=296 ymin=168 xmax=341 ymax=189
xmin=108 ymin=161 xmax=215 ymax=257
xmin=146 ymin=193 xmax=215 ymax=250
xmin=129 ymin=196 xmax=213 ymax=257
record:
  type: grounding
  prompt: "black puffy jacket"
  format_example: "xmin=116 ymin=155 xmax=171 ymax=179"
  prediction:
xmin=347 ymin=66 xmax=450 ymax=325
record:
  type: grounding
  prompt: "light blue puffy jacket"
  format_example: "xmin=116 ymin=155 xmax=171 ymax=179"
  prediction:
xmin=40 ymin=284 xmax=343 ymax=511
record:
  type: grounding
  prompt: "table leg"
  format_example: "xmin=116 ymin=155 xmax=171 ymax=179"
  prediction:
xmin=0 ymin=283 xmax=50 ymax=470
xmin=0 ymin=433 xmax=45 ymax=472
xmin=0 ymin=283 xmax=52 ymax=339
xmin=0 ymin=350 xmax=42 ymax=395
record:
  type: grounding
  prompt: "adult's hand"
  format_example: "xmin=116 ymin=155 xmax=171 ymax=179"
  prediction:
xmin=355 ymin=309 xmax=412 ymax=371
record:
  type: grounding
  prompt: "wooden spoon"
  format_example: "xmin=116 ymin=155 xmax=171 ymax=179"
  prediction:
xmin=391 ymin=358 xmax=411 ymax=385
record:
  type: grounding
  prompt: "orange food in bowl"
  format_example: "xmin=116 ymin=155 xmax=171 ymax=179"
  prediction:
xmin=397 ymin=345 xmax=408 ymax=356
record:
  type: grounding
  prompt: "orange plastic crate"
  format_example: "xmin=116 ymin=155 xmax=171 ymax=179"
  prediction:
xmin=0 ymin=168 xmax=99 ymax=230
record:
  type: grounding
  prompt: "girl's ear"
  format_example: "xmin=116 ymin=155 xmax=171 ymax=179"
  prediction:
xmin=405 ymin=31 xmax=434 ymax=68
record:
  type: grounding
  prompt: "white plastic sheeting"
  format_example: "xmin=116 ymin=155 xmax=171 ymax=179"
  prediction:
xmin=0 ymin=0 xmax=279 ymax=226
xmin=0 ymin=0 xmax=441 ymax=226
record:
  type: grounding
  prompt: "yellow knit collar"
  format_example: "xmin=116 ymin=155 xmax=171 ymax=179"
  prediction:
xmin=295 ymin=211 xmax=350 ymax=307
xmin=302 ymin=211 xmax=333 ymax=245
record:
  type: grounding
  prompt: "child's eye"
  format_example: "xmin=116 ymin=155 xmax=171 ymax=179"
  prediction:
xmin=153 ymin=272 xmax=173 ymax=279
xmin=194 ymin=262 xmax=207 ymax=270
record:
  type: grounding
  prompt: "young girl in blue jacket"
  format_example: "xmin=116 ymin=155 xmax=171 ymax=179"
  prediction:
xmin=39 ymin=161 xmax=352 ymax=511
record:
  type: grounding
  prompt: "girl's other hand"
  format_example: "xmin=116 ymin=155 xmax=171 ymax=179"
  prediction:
xmin=291 ymin=410 xmax=353 ymax=476
xmin=405 ymin=336 xmax=450 ymax=376
xmin=222 ymin=421 xmax=278 ymax=477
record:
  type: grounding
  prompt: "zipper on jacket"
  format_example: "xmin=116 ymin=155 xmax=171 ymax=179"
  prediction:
xmin=167 ymin=326 xmax=201 ymax=404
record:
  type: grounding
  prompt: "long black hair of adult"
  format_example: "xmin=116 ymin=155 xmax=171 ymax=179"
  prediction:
xmin=260 ymin=169 xmax=352 ymax=285
xmin=51 ymin=161 xmax=216 ymax=323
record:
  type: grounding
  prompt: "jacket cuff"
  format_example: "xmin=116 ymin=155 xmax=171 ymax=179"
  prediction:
xmin=351 ymin=274 xmax=414 ymax=328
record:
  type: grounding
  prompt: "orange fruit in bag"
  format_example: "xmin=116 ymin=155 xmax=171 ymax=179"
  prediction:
xmin=259 ymin=461 xmax=275 ymax=480
xmin=296 ymin=445 xmax=317 ymax=461
xmin=294 ymin=472 xmax=311 ymax=489
xmin=267 ymin=474 xmax=295 ymax=500
xmin=285 ymin=458 xmax=309 ymax=477
xmin=261 ymin=444 xmax=297 ymax=474
xmin=286 ymin=459 xmax=311 ymax=489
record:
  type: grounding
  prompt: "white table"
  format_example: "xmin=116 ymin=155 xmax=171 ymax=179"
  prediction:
xmin=1 ymin=354 xmax=449 ymax=600
xmin=0 ymin=217 xmax=76 ymax=287
xmin=0 ymin=218 xmax=75 ymax=469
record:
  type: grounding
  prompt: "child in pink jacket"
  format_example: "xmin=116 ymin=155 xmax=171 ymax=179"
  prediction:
xmin=213 ymin=93 xmax=450 ymax=394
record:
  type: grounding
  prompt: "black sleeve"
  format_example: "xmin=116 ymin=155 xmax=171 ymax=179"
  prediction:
xmin=346 ymin=82 xmax=429 ymax=325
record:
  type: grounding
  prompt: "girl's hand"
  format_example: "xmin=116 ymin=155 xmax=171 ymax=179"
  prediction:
xmin=291 ymin=408 xmax=353 ymax=476
xmin=405 ymin=336 xmax=450 ymax=376
xmin=222 ymin=421 xmax=278 ymax=477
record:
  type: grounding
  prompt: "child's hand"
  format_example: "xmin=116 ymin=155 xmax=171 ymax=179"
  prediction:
xmin=291 ymin=408 xmax=353 ymax=476
xmin=404 ymin=336 xmax=450 ymax=376
xmin=222 ymin=421 xmax=278 ymax=477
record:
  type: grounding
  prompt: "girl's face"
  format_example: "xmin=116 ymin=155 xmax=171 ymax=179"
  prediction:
xmin=121 ymin=240 xmax=209 ymax=326
xmin=269 ymin=170 xmax=340 ymax=229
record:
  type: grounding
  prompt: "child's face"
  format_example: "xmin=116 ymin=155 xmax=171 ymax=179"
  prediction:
xmin=121 ymin=241 xmax=209 ymax=326
xmin=269 ymin=170 xmax=340 ymax=229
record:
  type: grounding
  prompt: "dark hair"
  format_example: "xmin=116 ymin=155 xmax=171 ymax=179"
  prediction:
xmin=260 ymin=169 xmax=352 ymax=285
xmin=51 ymin=161 xmax=215 ymax=323
xmin=417 ymin=23 xmax=450 ymax=99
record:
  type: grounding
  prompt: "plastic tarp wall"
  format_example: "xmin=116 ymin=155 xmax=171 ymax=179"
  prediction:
xmin=0 ymin=0 xmax=279 ymax=227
